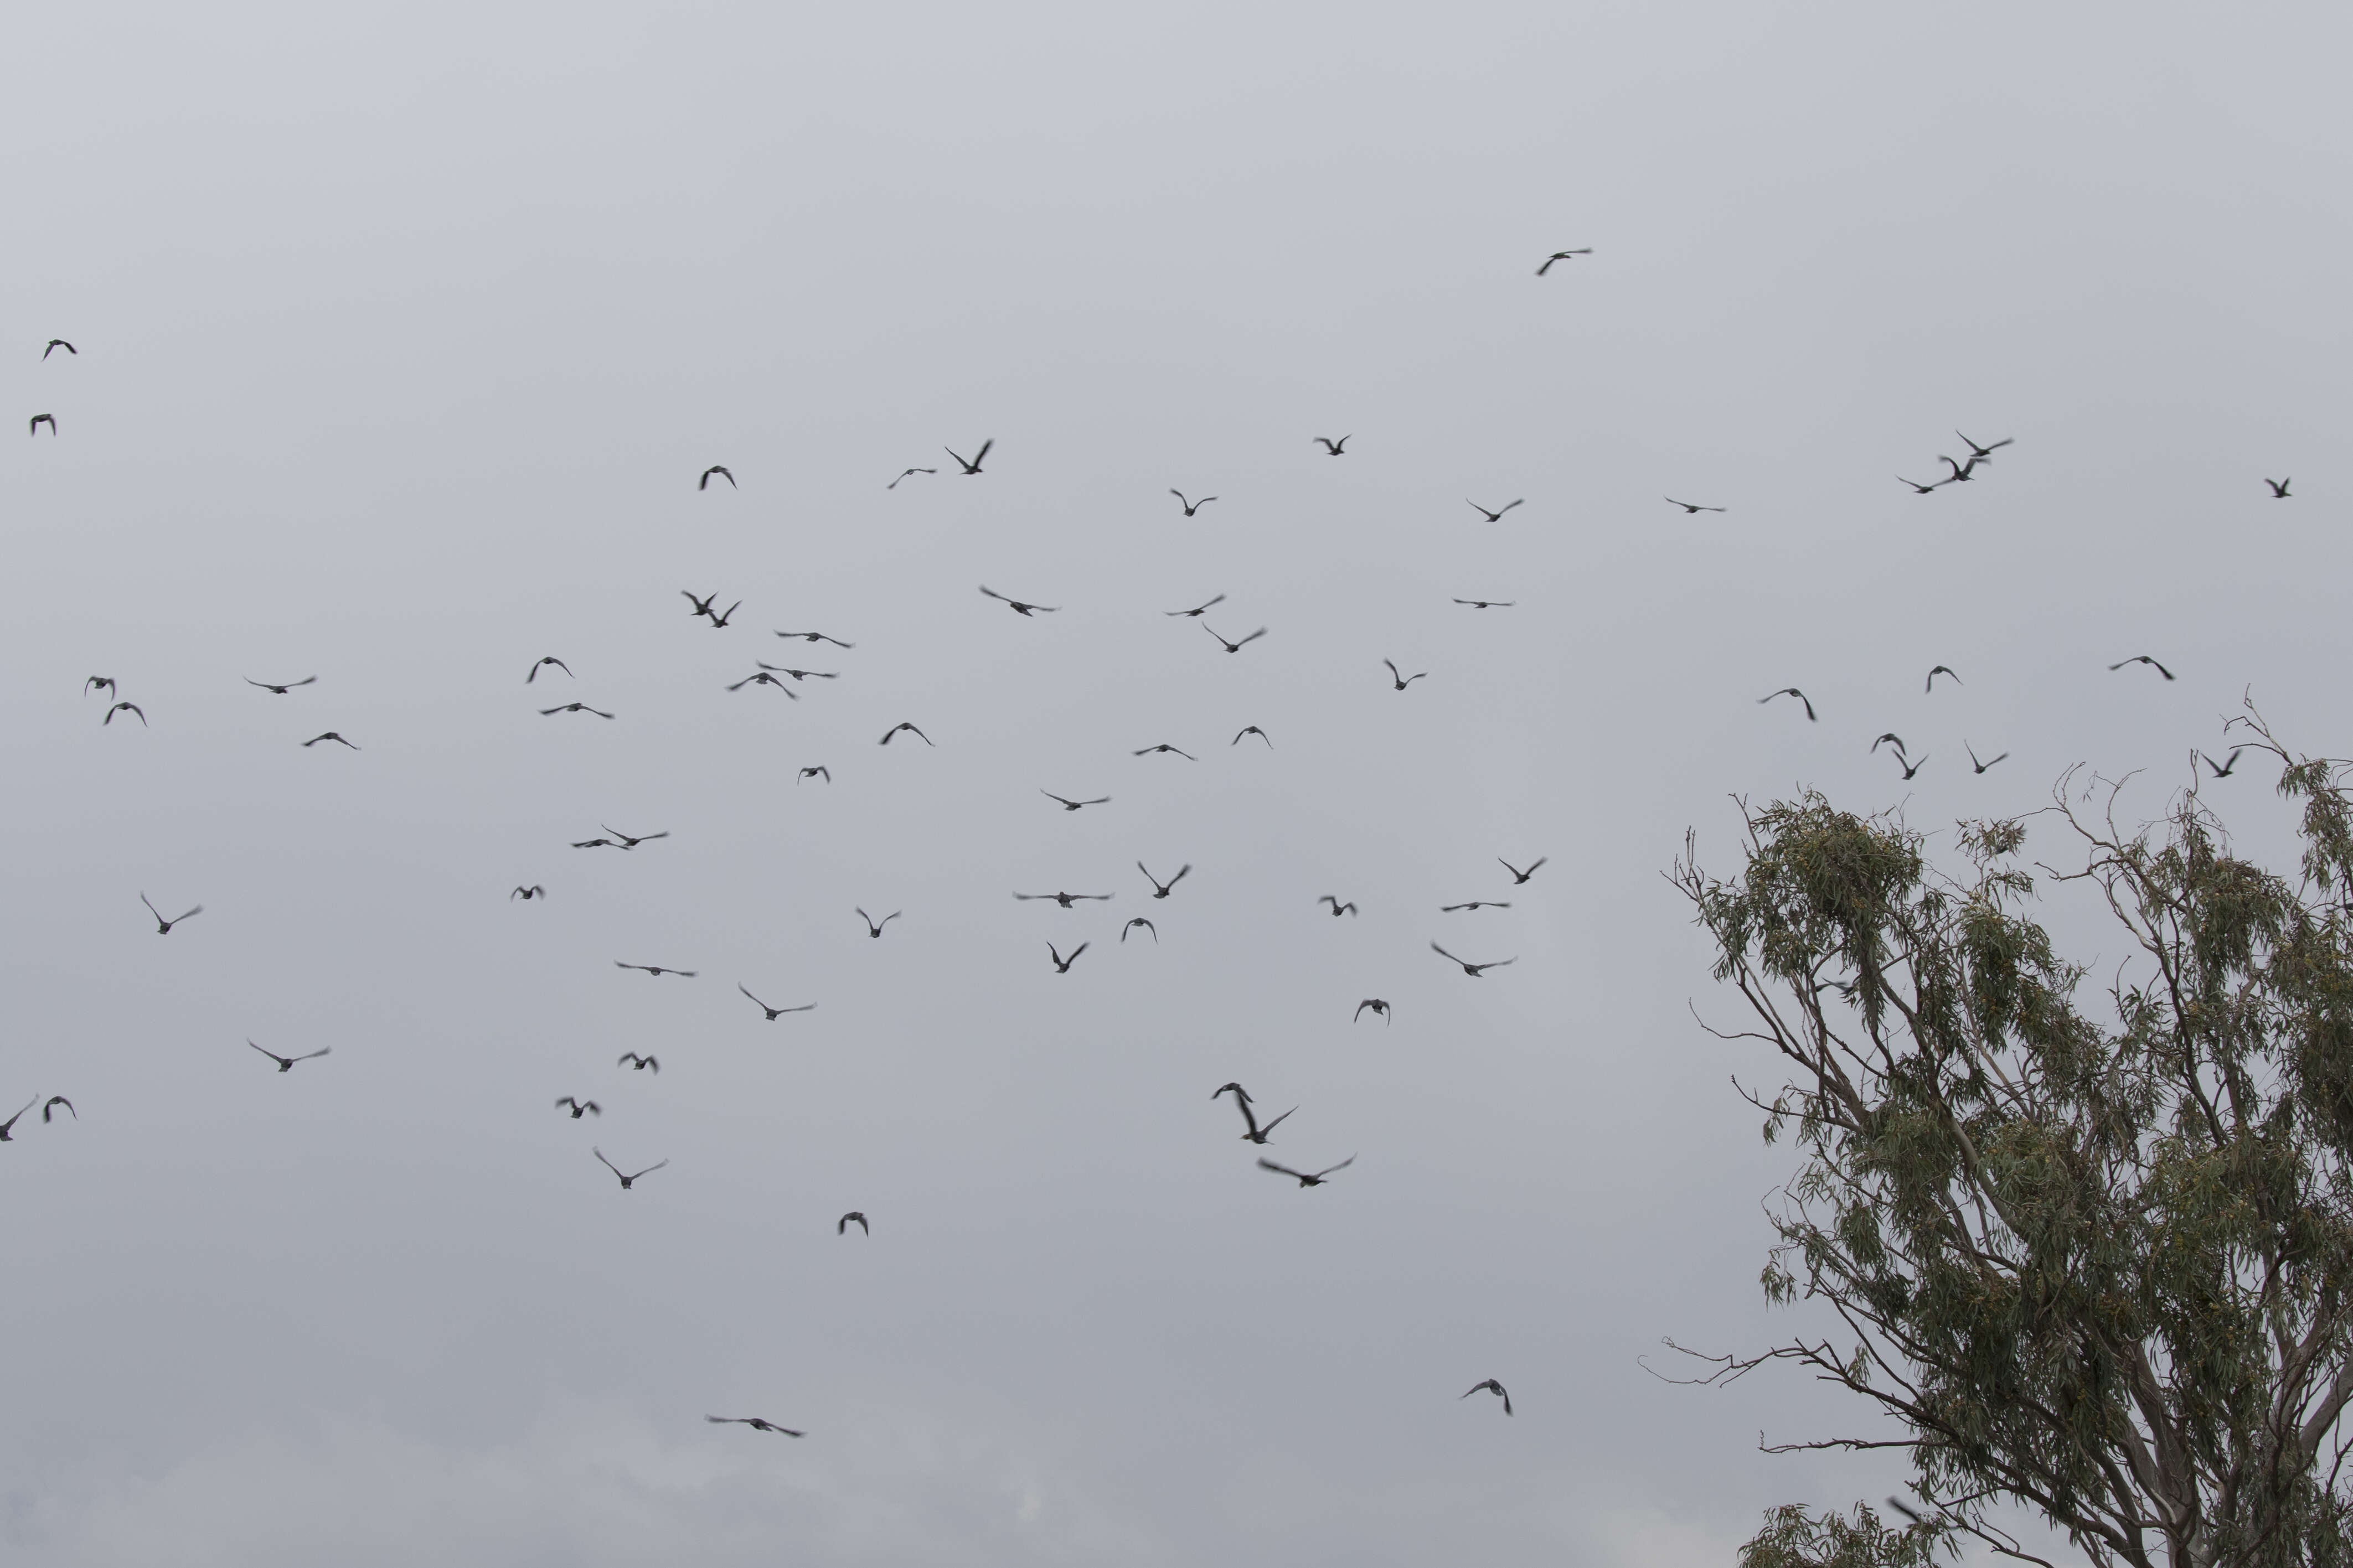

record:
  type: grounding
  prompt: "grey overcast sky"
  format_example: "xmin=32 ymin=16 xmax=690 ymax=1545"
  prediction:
xmin=5 ymin=2 xmax=2350 ymax=1563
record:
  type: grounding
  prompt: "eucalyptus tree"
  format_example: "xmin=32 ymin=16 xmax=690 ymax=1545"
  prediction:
xmin=1672 ymin=714 xmax=2353 ymax=1568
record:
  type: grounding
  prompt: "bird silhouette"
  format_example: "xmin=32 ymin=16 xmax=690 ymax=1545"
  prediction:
xmin=1041 ymin=791 xmax=1110 ymax=811
xmin=1452 ymin=598 xmax=1514 ymax=609
xmin=615 ymin=961 xmax=696 ymax=977
xmin=879 ymin=722 xmax=933 ymax=746
xmin=838 ymin=1212 xmax=868 ymax=1236
xmin=617 ymin=1053 xmax=659 ymax=1073
xmin=1665 ymin=497 xmax=1725 ymax=513
xmin=887 ymin=467 xmax=936 ymax=489
xmin=41 ymin=1096 xmax=74 ymax=1124
xmin=1937 ymin=455 xmax=1981 ymax=483
xmin=43 ymin=339 xmax=75 ymax=359
xmin=2202 ymin=747 xmax=2248 ymax=778
xmin=510 ymin=885 xmax=546 ymax=901
xmin=1169 ymin=490 xmax=1219 ymax=516
xmin=1258 ymin=1155 xmax=1355 ymax=1187
xmin=1896 ymin=475 xmax=1946 ymax=494
xmin=1498 ymin=857 xmax=1547 ymax=884
xmin=1925 ymin=665 xmax=1960 ymax=692
xmin=855 ymin=908 xmax=901 ymax=938
xmin=1214 ymin=1083 xmax=1296 ymax=1144
xmin=798 ymin=765 xmax=831 ymax=783
xmin=249 ymin=1040 xmax=329 ymax=1072
xmin=525 ymin=657 xmax=572 ymax=684
xmin=1318 ymin=897 xmax=1359 ymax=918
xmin=1121 ymin=917 xmax=1158 ymax=944
xmin=705 ymin=1415 xmax=801 ymax=1435
xmin=945 ymin=439 xmax=994 ymax=474
xmin=1133 ymin=743 xmax=1196 ymax=760
xmin=601 ymin=826 xmax=669 ymax=849
xmin=1895 ymin=753 xmax=1928 ymax=780
xmin=1535 ymin=249 xmax=1592 ymax=275
xmin=738 ymin=984 xmax=815 ymax=1020
xmin=103 ymin=702 xmax=146 ymax=727
xmin=2109 ymin=655 xmax=2175 ymax=681
xmin=1312 ymin=435 xmax=1351 ymax=455
xmin=1966 ymin=742 xmax=2009 ymax=774
xmin=1232 ymin=727 xmax=1272 ymax=748
xmin=726 ymin=671 xmax=801 ymax=695
xmin=1354 ymin=998 xmax=1392 ymax=1024
xmin=1138 ymin=863 xmax=1190 ymax=899
xmin=980 ymin=586 xmax=1059 ymax=617
xmin=1017 ymin=891 xmax=1112 ymax=908
xmin=1383 ymin=659 xmax=1428 ymax=691
xmin=539 ymin=704 xmax=613 ymax=720
xmin=140 ymin=894 xmax=202 ymax=934
xmin=1047 ymin=941 xmax=1090 ymax=974
xmin=570 ymin=837 xmax=620 ymax=850
xmin=594 ymin=1148 xmax=667 ymax=1189
xmin=1441 ymin=901 xmax=1511 ymax=912
xmin=698 ymin=465 xmax=735 ymax=491
xmin=84 ymin=676 xmax=115 ymax=697
xmin=0 ymin=1099 xmax=38 ymax=1141
xmin=756 ymin=664 xmax=838 ymax=682
xmin=682 ymin=591 xmax=721 ymax=619
xmin=303 ymin=731 xmax=360 ymax=748
xmin=705 ymin=602 xmax=742 ymax=629
xmin=1203 ymin=623 xmax=1267 ymax=654
xmin=1871 ymin=734 xmax=1908 ymax=757
xmin=555 ymin=1096 xmax=601 ymax=1119
xmin=29 ymin=413 xmax=56 ymax=436
xmin=1461 ymin=1379 xmax=1513 ymax=1415
xmin=245 ymin=676 xmax=317 ymax=695
xmin=2264 ymin=477 xmax=2292 ymax=499
xmin=1757 ymin=688 xmax=1815 ymax=721
xmin=1165 ymin=594 xmax=1226 ymax=617
xmin=778 ymin=630 xmax=855 ymax=648
xmin=1955 ymin=431 xmax=2014 ymax=460
xmin=1431 ymin=941 xmax=1515 ymax=977
xmin=1467 ymin=499 xmax=1524 ymax=522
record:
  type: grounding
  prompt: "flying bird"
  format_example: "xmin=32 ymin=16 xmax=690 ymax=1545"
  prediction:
xmin=245 ymin=676 xmax=317 ymax=695
xmin=705 ymin=1415 xmax=801 ymax=1435
xmin=29 ymin=413 xmax=56 ymax=435
xmin=756 ymin=664 xmax=838 ymax=682
xmin=698 ymin=465 xmax=735 ymax=491
xmin=84 ymin=676 xmax=115 ymax=697
xmin=878 ymin=722 xmax=932 ymax=746
xmin=738 ymin=984 xmax=814 ymax=1020
xmin=0 ymin=1100 xmax=37 ymax=1141
xmin=1461 ymin=1379 xmax=1514 ymax=1415
xmin=1925 ymin=665 xmax=1960 ymax=692
xmin=945 ymin=439 xmax=994 ymax=474
xmin=539 ymin=704 xmax=613 ymax=719
xmin=798 ymin=765 xmax=831 ymax=783
xmin=980 ymin=586 xmax=1059 ymax=617
xmin=510 ymin=885 xmax=546 ymax=901
xmin=1138 ymin=863 xmax=1190 ymax=899
xmin=1535 ymin=249 xmax=1592 ymax=274
xmin=682 ymin=591 xmax=720 ymax=619
xmin=555 ymin=1096 xmax=601 ymax=1119
xmin=1017 ymin=891 xmax=1112 ymax=908
xmin=2264 ymin=477 xmax=2292 ymax=499
xmin=614 ymin=961 xmax=696 ymax=977
xmin=1203 ymin=623 xmax=1267 ymax=654
xmin=2202 ymin=747 xmax=2248 ymax=778
xmin=2108 ymin=655 xmax=2175 ymax=681
xmin=1169 ymin=490 xmax=1218 ymax=516
xmin=1431 ymin=941 xmax=1515 ymax=977
xmin=140 ymin=894 xmax=202 ymax=934
xmin=855 ymin=908 xmax=901 ymax=937
xmin=838 ymin=1212 xmax=868 ymax=1236
xmin=777 ymin=630 xmax=855 ymax=647
xmin=103 ymin=702 xmax=146 ymax=727
xmin=1046 ymin=941 xmax=1090 ymax=974
xmin=570 ymin=837 xmax=620 ymax=850
xmin=303 ymin=731 xmax=360 ymax=748
xmin=1895 ymin=753 xmax=1928 ymax=779
xmin=1441 ymin=901 xmax=1511 ymax=912
xmin=1467 ymin=499 xmax=1524 ymax=522
xmin=705 ymin=602 xmax=741 ymax=629
xmin=617 ymin=1053 xmax=659 ymax=1073
xmin=1965 ymin=742 xmax=2009 ymax=774
xmin=43 ymin=339 xmax=75 ymax=359
xmin=1165 ymin=594 xmax=1226 ymax=617
xmin=1318 ymin=897 xmax=1359 ymax=918
xmin=887 ymin=467 xmax=936 ymax=489
xmin=726 ymin=671 xmax=801 ymax=694
xmin=1870 ymin=734 xmax=1907 ymax=757
xmin=1214 ymin=1083 xmax=1295 ymax=1144
xmin=601 ymin=826 xmax=669 ymax=849
xmin=1955 ymin=431 xmax=2015 ymax=460
xmin=42 ymin=1096 xmax=74 ymax=1124
xmin=1257 ymin=1155 xmax=1355 ymax=1187
xmin=594 ymin=1148 xmax=667 ymax=1189
xmin=1937 ymin=455 xmax=1981 ymax=483
xmin=1453 ymin=598 xmax=1514 ymax=609
xmin=1896 ymin=475 xmax=1946 ymax=495
xmin=525 ymin=657 xmax=572 ymax=684
xmin=1498 ymin=857 xmax=1547 ymax=884
xmin=1312 ymin=435 xmax=1351 ymax=455
xmin=1232 ymin=727 xmax=1272 ymax=748
xmin=1133 ymin=743 xmax=1195 ymax=760
xmin=248 ymin=1040 xmax=329 ymax=1072
xmin=1354 ymin=998 xmax=1392 ymax=1024
xmin=1041 ymin=791 xmax=1110 ymax=811
xmin=1121 ymin=917 xmax=1157 ymax=943
xmin=1383 ymin=659 xmax=1427 ymax=690
xmin=1757 ymin=688 xmax=1816 ymax=721
xmin=1664 ymin=498 xmax=1725 ymax=514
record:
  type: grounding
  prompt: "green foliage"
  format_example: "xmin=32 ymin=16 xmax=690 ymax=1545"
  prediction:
xmin=1675 ymin=713 xmax=2353 ymax=1568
